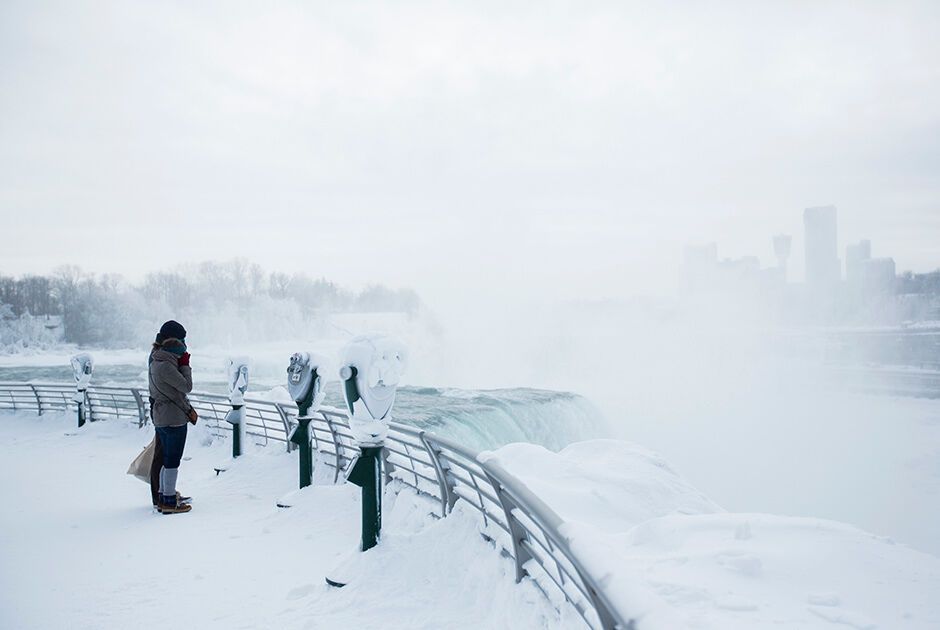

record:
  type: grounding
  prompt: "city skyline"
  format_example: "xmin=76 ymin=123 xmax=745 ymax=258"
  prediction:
xmin=685 ymin=204 xmax=920 ymax=287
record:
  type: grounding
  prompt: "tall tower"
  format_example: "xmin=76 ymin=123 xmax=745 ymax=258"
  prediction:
xmin=773 ymin=234 xmax=792 ymax=282
xmin=803 ymin=206 xmax=840 ymax=287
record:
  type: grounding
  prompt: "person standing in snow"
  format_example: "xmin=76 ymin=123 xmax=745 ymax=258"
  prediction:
xmin=148 ymin=320 xmax=196 ymax=515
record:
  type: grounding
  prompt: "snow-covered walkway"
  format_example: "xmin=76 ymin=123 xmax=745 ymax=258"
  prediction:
xmin=0 ymin=412 xmax=563 ymax=629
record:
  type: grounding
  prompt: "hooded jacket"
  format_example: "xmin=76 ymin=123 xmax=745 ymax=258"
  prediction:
xmin=149 ymin=348 xmax=193 ymax=427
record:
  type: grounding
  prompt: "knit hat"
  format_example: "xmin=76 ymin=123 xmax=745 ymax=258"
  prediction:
xmin=156 ymin=320 xmax=187 ymax=343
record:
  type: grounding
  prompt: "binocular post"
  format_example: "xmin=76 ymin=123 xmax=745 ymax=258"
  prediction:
xmin=76 ymin=392 xmax=87 ymax=428
xmin=284 ymin=353 xmax=324 ymax=496
xmin=289 ymin=415 xmax=314 ymax=489
xmin=225 ymin=360 xmax=249 ymax=459
xmin=230 ymin=408 xmax=243 ymax=458
xmin=347 ymin=446 xmax=383 ymax=552
xmin=327 ymin=336 xmax=404 ymax=587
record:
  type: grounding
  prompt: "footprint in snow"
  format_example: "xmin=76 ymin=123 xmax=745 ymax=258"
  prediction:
xmin=286 ymin=583 xmax=317 ymax=600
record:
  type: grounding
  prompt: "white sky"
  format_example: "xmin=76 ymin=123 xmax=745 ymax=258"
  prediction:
xmin=1 ymin=0 xmax=938 ymax=302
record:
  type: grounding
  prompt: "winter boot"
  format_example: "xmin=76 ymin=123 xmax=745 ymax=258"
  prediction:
xmin=155 ymin=493 xmax=190 ymax=510
xmin=159 ymin=494 xmax=192 ymax=515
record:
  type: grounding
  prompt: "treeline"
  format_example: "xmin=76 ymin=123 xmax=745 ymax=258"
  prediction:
xmin=0 ymin=260 xmax=422 ymax=348
xmin=137 ymin=260 xmax=420 ymax=315
xmin=897 ymin=270 xmax=940 ymax=296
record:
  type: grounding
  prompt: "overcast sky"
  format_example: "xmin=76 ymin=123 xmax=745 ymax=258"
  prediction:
xmin=1 ymin=0 xmax=938 ymax=303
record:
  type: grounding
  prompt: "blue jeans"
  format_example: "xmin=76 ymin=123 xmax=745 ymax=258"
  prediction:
xmin=156 ymin=424 xmax=188 ymax=501
xmin=155 ymin=424 xmax=188 ymax=470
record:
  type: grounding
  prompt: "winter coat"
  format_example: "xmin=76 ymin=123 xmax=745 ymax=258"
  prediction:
xmin=149 ymin=348 xmax=193 ymax=428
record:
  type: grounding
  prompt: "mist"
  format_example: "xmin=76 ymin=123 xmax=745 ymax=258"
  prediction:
xmin=1 ymin=0 xmax=939 ymax=582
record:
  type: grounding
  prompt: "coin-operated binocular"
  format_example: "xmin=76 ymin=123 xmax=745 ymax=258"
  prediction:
xmin=223 ymin=357 xmax=250 ymax=458
xmin=339 ymin=334 xmax=406 ymax=446
xmin=326 ymin=335 xmax=406 ymax=587
xmin=70 ymin=353 xmax=94 ymax=428
xmin=286 ymin=352 xmax=327 ymax=489
xmin=339 ymin=335 xmax=405 ymax=549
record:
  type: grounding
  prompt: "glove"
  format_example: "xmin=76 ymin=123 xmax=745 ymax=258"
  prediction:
xmin=178 ymin=352 xmax=191 ymax=367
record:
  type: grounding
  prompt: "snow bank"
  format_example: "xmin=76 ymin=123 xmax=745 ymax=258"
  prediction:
xmin=484 ymin=439 xmax=721 ymax=532
xmin=485 ymin=439 xmax=940 ymax=629
xmin=567 ymin=513 xmax=940 ymax=629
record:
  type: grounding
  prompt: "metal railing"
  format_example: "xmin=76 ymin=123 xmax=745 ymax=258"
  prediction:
xmin=0 ymin=381 xmax=632 ymax=629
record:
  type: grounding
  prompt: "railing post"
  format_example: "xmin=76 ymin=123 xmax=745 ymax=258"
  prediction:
xmin=324 ymin=414 xmax=343 ymax=483
xmin=130 ymin=388 xmax=147 ymax=427
xmin=584 ymin=584 xmax=621 ymax=630
xmin=29 ymin=384 xmax=42 ymax=415
xmin=274 ymin=403 xmax=294 ymax=452
xmin=482 ymin=469 xmax=534 ymax=583
xmin=87 ymin=389 xmax=96 ymax=423
xmin=382 ymin=446 xmax=395 ymax=486
xmin=420 ymin=433 xmax=454 ymax=517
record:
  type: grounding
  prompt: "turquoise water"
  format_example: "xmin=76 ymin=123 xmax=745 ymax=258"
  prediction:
xmin=0 ymin=364 xmax=608 ymax=451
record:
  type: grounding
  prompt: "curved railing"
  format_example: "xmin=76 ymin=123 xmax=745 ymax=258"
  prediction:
xmin=0 ymin=381 xmax=632 ymax=630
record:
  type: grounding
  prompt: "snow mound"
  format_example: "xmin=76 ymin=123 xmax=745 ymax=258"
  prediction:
xmin=567 ymin=513 xmax=940 ymax=629
xmin=484 ymin=439 xmax=722 ymax=532
xmin=483 ymin=439 xmax=940 ymax=629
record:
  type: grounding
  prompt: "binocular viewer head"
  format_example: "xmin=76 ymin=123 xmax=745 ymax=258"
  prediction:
xmin=226 ymin=357 xmax=250 ymax=405
xmin=70 ymin=353 xmax=94 ymax=390
xmin=285 ymin=336 xmax=405 ymax=444
xmin=286 ymin=351 xmax=330 ymax=415
xmin=338 ymin=334 xmax=406 ymax=445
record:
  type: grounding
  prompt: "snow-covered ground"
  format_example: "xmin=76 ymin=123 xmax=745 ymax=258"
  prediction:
xmin=0 ymin=411 xmax=562 ymax=629
xmin=1 ymin=411 xmax=938 ymax=629
xmin=495 ymin=441 xmax=940 ymax=629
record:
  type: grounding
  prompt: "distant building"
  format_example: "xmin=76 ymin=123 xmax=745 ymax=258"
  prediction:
xmin=803 ymin=206 xmax=840 ymax=287
xmin=861 ymin=258 xmax=897 ymax=296
xmin=845 ymin=240 xmax=872 ymax=285
xmin=845 ymin=240 xmax=896 ymax=297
